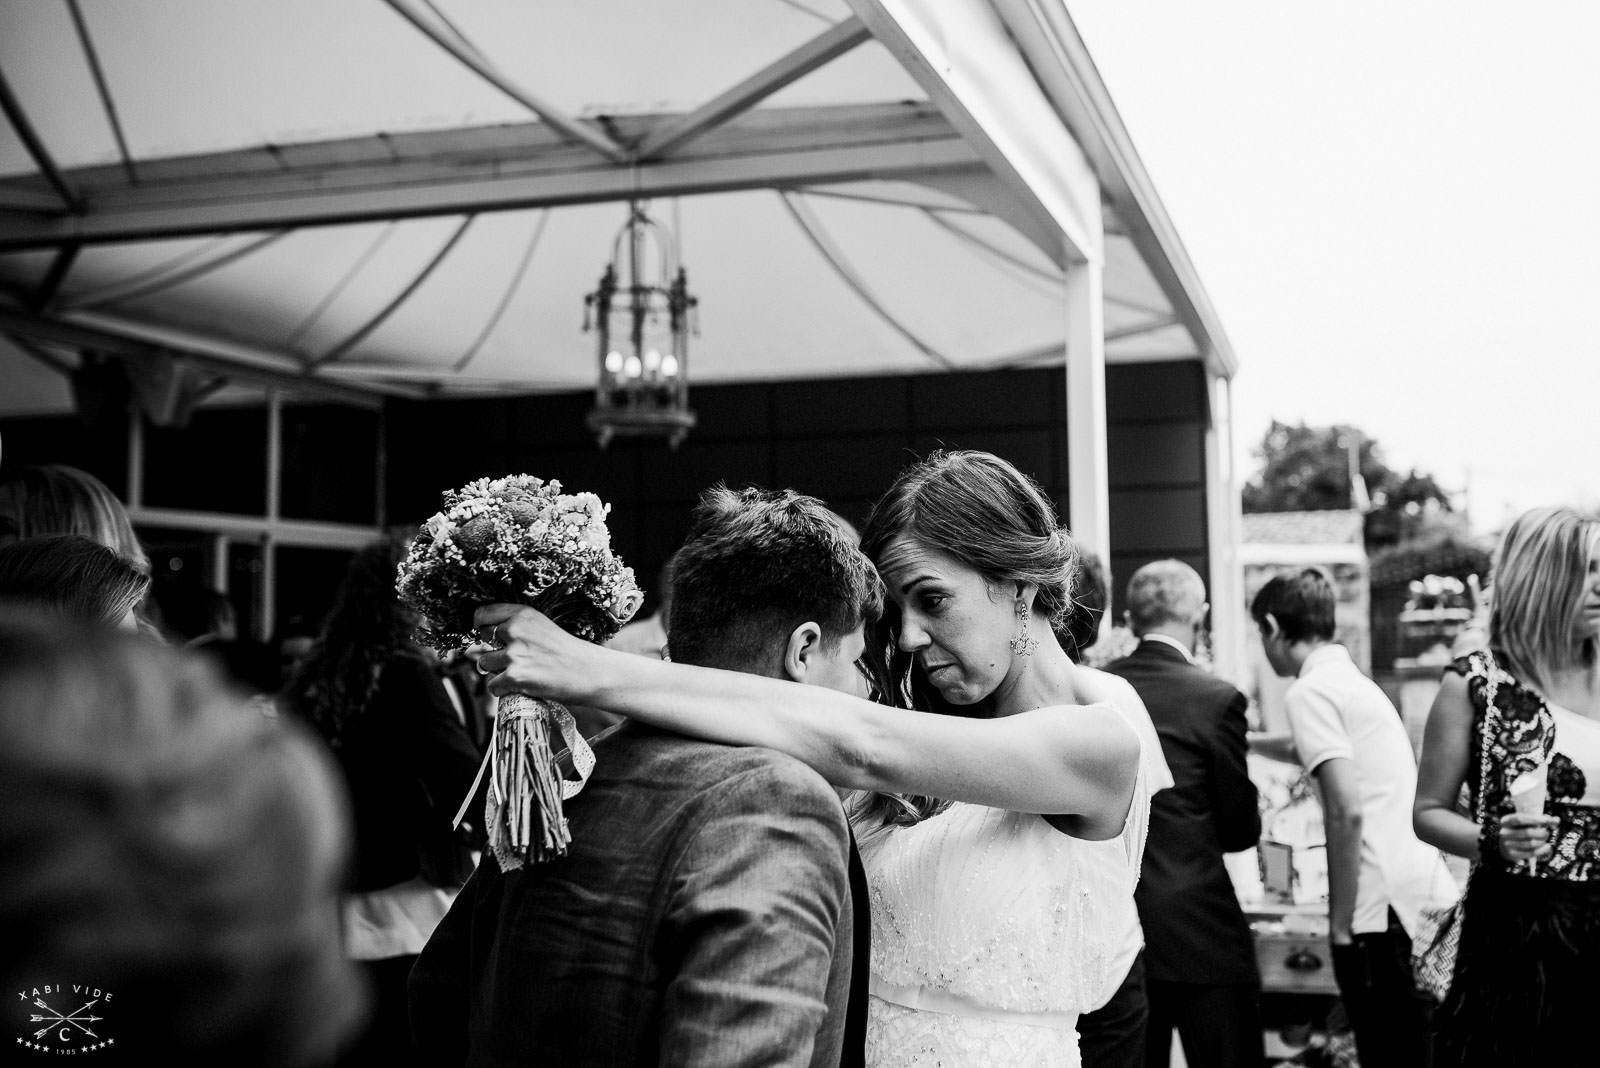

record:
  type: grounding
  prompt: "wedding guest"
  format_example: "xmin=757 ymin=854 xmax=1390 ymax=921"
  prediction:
xmin=0 ymin=463 xmax=148 ymax=569
xmin=1059 ymin=549 xmax=1112 ymax=661
xmin=1414 ymin=506 xmax=1600 ymax=1065
xmin=1069 ymin=552 xmax=1175 ymax=1068
xmin=1108 ymin=560 xmax=1262 ymax=1068
xmin=412 ymin=486 xmax=873 ymax=1067
xmin=1253 ymin=568 xmax=1452 ymax=1068
xmin=0 ymin=613 xmax=361 ymax=1065
xmin=477 ymin=450 xmax=1148 ymax=1067
xmin=0 ymin=534 xmax=149 ymax=629
xmin=280 ymin=537 xmax=484 ymax=1067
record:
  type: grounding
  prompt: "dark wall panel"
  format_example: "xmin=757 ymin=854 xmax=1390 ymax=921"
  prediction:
xmin=909 ymin=368 xmax=1058 ymax=429
xmin=0 ymin=410 xmax=130 ymax=497
xmin=912 ymin=428 xmax=1059 ymax=486
xmin=688 ymin=383 xmax=774 ymax=440
xmin=382 ymin=368 xmax=1091 ymax=618
xmin=772 ymin=376 xmax=908 ymax=435
xmin=0 ymin=360 xmax=1216 ymax=634
xmin=1107 ymin=422 xmax=1205 ymax=488
xmin=379 ymin=363 xmax=1213 ymax=625
xmin=143 ymin=408 xmax=268 ymax=515
xmin=1105 ymin=361 xmax=1207 ymax=423
xmin=773 ymin=434 xmax=910 ymax=501
xmin=1103 ymin=360 xmax=1211 ymax=617
xmin=1110 ymin=487 xmax=1208 ymax=553
xmin=639 ymin=441 xmax=770 ymax=502
xmin=280 ymin=404 xmax=380 ymax=524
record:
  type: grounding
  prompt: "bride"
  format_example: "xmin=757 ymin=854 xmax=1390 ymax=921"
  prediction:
xmin=477 ymin=451 xmax=1148 ymax=1067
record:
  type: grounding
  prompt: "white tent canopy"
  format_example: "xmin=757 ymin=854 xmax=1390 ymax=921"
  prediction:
xmin=0 ymin=0 xmax=1246 ymax=673
xmin=0 ymin=0 xmax=1233 ymax=393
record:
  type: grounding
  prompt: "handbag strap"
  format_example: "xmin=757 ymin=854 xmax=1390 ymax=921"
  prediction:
xmin=1472 ymin=662 xmax=1500 ymax=824
xmin=1426 ymin=660 xmax=1501 ymax=898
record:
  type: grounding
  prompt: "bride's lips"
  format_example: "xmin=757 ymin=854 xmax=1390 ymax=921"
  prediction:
xmin=922 ymin=661 xmax=955 ymax=681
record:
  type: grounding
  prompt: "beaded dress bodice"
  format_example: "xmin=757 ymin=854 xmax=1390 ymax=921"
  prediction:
xmin=859 ymin=719 xmax=1149 ymax=1067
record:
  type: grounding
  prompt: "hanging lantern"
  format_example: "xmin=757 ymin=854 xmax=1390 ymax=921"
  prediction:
xmin=583 ymin=200 xmax=697 ymax=449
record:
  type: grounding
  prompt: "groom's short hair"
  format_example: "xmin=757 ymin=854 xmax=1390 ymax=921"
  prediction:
xmin=667 ymin=485 xmax=882 ymax=677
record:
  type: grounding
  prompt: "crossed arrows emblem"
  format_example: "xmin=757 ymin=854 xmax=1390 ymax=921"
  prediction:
xmin=28 ymin=996 xmax=102 ymax=1041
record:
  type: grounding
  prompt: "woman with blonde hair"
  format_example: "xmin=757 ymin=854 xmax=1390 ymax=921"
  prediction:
xmin=0 ymin=464 xmax=148 ymax=570
xmin=0 ymin=534 xmax=150 ymax=629
xmin=478 ymin=451 xmax=1147 ymax=1067
xmin=1414 ymin=505 xmax=1600 ymax=1064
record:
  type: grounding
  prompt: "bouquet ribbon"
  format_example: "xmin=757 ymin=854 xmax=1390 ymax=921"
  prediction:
xmin=452 ymin=694 xmax=596 ymax=869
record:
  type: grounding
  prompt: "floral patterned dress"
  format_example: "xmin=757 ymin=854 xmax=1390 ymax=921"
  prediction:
xmin=1437 ymin=650 xmax=1600 ymax=1065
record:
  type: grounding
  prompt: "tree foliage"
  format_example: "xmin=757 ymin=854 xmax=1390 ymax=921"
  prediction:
xmin=1242 ymin=420 xmax=1456 ymax=548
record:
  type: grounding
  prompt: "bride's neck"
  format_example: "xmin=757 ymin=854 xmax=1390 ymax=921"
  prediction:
xmin=991 ymin=642 xmax=1078 ymax=718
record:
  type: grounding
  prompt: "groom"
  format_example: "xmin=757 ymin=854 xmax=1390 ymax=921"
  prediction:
xmin=409 ymin=484 xmax=880 ymax=1066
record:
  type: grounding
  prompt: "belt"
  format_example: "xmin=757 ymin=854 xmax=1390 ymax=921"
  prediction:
xmin=869 ymin=977 xmax=1079 ymax=1032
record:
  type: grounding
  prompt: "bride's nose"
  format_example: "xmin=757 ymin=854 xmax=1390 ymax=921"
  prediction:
xmin=897 ymin=616 xmax=930 ymax=653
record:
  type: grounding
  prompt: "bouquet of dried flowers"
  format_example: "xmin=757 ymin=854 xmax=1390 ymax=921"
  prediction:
xmin=397 ymin=474 xmax=641 ymax=868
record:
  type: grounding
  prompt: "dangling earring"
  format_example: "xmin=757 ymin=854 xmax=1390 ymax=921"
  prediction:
xmin=1010 ymin=600 xmax=1038 ymax=656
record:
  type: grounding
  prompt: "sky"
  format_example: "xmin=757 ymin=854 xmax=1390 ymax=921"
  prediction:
xmin=1067 ymin=2 xmax=1600 ymax=534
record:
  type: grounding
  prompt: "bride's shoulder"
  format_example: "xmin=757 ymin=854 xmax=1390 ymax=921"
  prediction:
xmin=1020 ymin=701 xmax=1138 ymax=747
xmin=1070 ymin=665 xmax=1143 ymax=709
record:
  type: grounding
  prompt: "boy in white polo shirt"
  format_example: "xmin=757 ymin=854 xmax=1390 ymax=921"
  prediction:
xmin=1252 ymin=568 xmax=1452 ymax=1068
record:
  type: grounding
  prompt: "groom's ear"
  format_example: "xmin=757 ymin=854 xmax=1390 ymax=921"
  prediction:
xmin=781 ymin=621 xmax=825 ymax=685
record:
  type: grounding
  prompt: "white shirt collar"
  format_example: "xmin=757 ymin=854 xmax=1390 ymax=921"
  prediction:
xmin=1299 ymin=642 xmax=1351 ymax=676
xmin=1139 ymin=633 xmax=1196 ymax=664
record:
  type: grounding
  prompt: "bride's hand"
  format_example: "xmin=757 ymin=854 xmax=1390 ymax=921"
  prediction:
xmin=473 ymin=603 xmax=595 ymax=704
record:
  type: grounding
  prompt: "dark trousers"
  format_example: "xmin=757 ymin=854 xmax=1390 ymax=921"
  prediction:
xmin=1329 ymin=909 xmax=1432 ymax=1068
xmin=1143 ymin=978 xmax=1263 ymax=1068
xmin=1077 ymin=950 xmax=1148 ymax=1068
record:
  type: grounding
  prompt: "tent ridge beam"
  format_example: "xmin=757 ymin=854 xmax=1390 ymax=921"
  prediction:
xmin=15 ymin=102 xmax=949 ymax=196
xmin=382 ymin=0 xmax=629 ymax=164
xmin=0 ymin=113 xmax=979 ymax=250
xmin=636 ymin=17 xmax=872 ymax=161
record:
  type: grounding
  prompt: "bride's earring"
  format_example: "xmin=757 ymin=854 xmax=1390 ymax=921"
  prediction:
xmin=1009 ymin=600 xmax=1038 ymax=656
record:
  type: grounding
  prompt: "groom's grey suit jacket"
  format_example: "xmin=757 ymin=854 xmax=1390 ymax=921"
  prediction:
xmin=409 ymin=721 xmax=856 ymax=1067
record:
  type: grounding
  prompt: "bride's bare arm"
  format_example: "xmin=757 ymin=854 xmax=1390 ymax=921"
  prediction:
xmin=476 ymin=604 xmax=1137 ymax=819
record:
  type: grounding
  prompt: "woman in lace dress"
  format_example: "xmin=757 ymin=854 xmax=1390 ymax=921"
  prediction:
xmin=479 ymin=451 xmax=1148 ymax=1067
xmin=1414 ymin=506 xmax=1600 ymax=1064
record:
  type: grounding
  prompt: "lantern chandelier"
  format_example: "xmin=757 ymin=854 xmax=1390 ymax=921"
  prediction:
xmin=583 ymin=200 xmax=699 ymax=449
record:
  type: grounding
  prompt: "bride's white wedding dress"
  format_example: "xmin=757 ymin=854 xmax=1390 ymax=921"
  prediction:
xmin=859 ymin=708 xmax=1150 ymax=1067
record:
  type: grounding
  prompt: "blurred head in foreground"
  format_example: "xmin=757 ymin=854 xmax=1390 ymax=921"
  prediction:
xmin=0 ymin=613 xmax=363 ymax=1065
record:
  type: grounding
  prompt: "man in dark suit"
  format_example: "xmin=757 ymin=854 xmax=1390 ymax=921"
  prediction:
xmin=409 ymin=485 xmax=878 ymax=1067
xmin=1104 ymin=560 xmax=1263 ymax=1068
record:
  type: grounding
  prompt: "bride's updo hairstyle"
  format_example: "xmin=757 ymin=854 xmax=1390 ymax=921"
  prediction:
xmin=852 ymin=449 xmax=1080 ymax=836
xmin=860 ymin=448 xmax=1078 ymax=631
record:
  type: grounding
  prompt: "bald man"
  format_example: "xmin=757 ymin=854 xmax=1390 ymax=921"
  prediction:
xmin=1105 ymin=560 xmax=1263 ymax=1068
